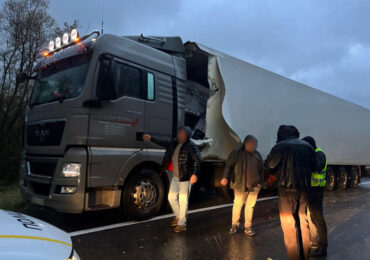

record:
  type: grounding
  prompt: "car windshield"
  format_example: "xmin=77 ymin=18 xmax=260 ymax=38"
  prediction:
xmin=30 ymin=55 xmax=90 ymax=106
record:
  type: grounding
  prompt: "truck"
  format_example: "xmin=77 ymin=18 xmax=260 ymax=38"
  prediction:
xmin=19 ymin=29 xmax=370 ymax=220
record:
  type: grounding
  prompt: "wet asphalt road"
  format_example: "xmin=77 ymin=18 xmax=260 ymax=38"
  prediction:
xmin=65 ymin=180 xmax=370 ymax=260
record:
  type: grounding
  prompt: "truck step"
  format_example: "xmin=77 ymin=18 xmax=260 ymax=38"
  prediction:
xmin=88 ymin=204 xmax=111 ymax=210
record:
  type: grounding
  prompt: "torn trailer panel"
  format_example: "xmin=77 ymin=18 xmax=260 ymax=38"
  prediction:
xmin=186 ymin=42 xmax=370 ymax=165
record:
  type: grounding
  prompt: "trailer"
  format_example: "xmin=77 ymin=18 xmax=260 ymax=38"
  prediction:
xmin=19 ymin=30 xmax=370 ymax=220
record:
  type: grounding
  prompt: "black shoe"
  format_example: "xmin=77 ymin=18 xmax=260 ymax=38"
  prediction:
xmin=310 ymin=247 xmax=327 ymax=257
xmin=229 ymin=225 xmax=238 ymax=234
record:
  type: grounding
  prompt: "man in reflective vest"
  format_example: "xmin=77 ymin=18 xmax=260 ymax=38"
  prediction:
xmin=303 ymin=136 xmax=328 ymax=257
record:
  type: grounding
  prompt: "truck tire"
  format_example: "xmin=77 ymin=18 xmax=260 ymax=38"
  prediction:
xmin=337 ymin=167 xmax=349 ymax=190
xmin=325 ymin=167 xmax=336 ymax=191
xmin=121 ymin=168 xmax=164 ymax=220
xmin=349 ymin=167 xmax=360 ymax=188
xmin=213 ymin=164 xmax=234 ymax=202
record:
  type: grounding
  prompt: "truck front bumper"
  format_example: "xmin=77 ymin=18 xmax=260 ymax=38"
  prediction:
xmin=19 ymin=147 xmax=87 ymax=214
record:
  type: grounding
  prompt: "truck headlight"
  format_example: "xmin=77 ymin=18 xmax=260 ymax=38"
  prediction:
xmin=61 ymin=186 xmax=77 ymax=194
xmin=61 ymin=163 xmax=81 ymax=177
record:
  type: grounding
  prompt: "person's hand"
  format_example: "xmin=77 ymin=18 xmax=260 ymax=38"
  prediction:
xmin=143 ymin=134 xmax=151 ymax=141
xmin=221 ymin=178 xmax=228 ymax=186
xmin=190 ymin=175 xmax=198 ymax=184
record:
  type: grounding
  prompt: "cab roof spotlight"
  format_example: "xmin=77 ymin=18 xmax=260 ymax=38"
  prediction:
xmin=55 ymin=37 xmax=61 ymax=49
xmin=62 ymin=33 xmax=69 ymax=45
xmin=71 ymin=29 xmax=79 ymax=42
xmin=48 ymin=40 xmax=55 ymax=51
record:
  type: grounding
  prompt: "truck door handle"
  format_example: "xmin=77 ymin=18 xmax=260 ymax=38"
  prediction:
xmin=136 ymin=132 xmax=144 ymax=141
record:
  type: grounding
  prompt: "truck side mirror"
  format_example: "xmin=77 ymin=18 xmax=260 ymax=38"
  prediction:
xmin=16 ymin=72 xmax=28 ymax=84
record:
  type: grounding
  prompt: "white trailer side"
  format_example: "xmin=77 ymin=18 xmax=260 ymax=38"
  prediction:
xmin=189 ymin=43 xmax=370 ymax=166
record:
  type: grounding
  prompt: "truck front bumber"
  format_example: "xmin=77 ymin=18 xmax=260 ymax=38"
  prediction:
xmin=20 ymin=147 xmax=87 ymax=214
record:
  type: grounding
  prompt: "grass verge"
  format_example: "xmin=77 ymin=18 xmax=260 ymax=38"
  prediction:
xmin=0 ymin=181 xmax=33 ymax=213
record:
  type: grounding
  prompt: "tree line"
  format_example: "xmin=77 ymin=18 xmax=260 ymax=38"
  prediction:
xmin=0 ymin=0 xmax=79 ymax=184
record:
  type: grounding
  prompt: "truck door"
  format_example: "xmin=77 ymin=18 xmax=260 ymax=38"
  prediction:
xmin=144 ymin=72 xmax=173 ymax=142
xmin=87 ymin=58 xmax=147 ymax=187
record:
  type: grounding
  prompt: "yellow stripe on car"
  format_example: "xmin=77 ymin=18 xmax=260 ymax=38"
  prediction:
xmin=0 ymin=235 xmax=72 ymax=247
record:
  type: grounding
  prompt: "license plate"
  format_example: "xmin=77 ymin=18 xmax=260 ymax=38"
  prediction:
xmin=31 ymin=196 xmax=44 ymax=206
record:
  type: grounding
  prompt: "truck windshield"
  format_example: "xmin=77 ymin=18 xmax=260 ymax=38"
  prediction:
xmin=30 ymin=55 xmax=90 ymax=107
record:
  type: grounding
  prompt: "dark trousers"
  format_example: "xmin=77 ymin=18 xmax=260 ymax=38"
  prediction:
xmin=307 ymin=188 xmax=328 ymax=249
xmin=278 ymin=190 xmax=310 ymax=260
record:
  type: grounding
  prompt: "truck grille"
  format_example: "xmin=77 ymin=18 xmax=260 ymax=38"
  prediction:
xmin=29 ymin=161 xmax=56 ymax=177
xmin=27 ymin=121 xmax=65 ymax=146
xmin=29 ymin=181 xmax=51 ymax=196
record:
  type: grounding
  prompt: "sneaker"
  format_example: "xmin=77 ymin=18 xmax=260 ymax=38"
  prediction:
xmin=173 ymin=225 xmax=187 ymax=233
xmin=169 ymin=217 xmax=179 ymax=227
xmin=245 ymin=227 xmax=256 ymax=236
xmin=229 ymin=225 xmax=239 ymax=234
xmin=309 ymin=247 xmax=327 ymax=257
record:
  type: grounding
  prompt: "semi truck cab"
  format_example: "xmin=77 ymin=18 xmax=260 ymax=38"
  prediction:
xmin=20 ymin=30 xmax=211 ymax=219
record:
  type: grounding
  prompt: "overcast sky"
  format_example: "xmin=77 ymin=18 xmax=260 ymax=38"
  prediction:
xmin=9 ymin=0 xmax=370 ymax=108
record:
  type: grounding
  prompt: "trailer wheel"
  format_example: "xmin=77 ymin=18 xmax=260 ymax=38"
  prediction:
xmin=213 ymin=164 xmax=234 ymax=202
xmin=337 ymin=167 xmax=349 ymax=190
xmin=325 ymin=167 xmax=336 ymax=191
xmin=121 ymin=168 xmax=164 ymax=220
xmin=349 ymin=167 xmax=360 ymax=188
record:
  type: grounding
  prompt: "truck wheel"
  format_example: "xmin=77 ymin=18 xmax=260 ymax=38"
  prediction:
xmin=337 ymin=167 xmax=349 ymax=190
xmin=121 ymin=168 xmax=164 ymax=220
xmin=349 ymin=167 xmax=360 ymax=188
xmin=325 ymin=167 xmax=336 ymax=191
xmin=213 ymin=164 xmax=234 ymax=202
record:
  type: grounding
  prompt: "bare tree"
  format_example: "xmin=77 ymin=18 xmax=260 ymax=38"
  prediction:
xmin=0 ymin=0 xmax=79 ymax=183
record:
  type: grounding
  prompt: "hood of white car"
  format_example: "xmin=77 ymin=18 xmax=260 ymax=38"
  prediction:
xmin=0 ymin=210 xmax=74 ymax=260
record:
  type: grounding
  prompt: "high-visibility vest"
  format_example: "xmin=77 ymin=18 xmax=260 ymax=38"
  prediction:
xmin=311 ymin=147 xmax=327 ymax=187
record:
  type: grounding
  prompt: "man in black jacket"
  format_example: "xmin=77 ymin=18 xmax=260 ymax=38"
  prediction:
xmin=221 ymin=135 xmax=264 ymax=236
xmin=266 ymin=125 xmax=316 ymax=260
xmin=143 ymin=126 xmax=200 ymax=233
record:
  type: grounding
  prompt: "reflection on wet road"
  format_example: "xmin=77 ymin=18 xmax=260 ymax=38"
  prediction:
xmin=70 ymin=181 xmax=370 ymax=260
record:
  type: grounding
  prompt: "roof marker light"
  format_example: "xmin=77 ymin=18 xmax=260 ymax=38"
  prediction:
xmin=71 ymin=29 xmax=79 ymax=42
xmin=42 ymin=51 xmax=49 ymax=57
xmin=48 ymin=40 xmax=55 ymax=51
xmin=63 ymin=33 xmax=69 ymax=45
xmin=55 ymin=37 xmax=61 ymax=48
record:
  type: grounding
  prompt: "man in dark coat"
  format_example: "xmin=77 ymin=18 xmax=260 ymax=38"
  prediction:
xmin=143 ymin=126 xmax=200 ymax=233
xmin=265 ymin=125 xmax=316 ymax=260
xmin=221 ymin=135 xmax=264 ymax=236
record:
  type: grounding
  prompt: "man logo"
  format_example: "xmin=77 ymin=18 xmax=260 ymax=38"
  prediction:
xmin=34 ymin=128 xmax=50 ymax=142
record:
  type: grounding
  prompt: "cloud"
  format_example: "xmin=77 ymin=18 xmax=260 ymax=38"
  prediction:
xmin=47 ymin=0 xmax=370 ymax=108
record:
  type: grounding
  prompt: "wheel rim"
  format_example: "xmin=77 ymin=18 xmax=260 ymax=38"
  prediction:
xmin=352 ymin=170 xmax=359 ymax=185
xmin=339 ymin=171 xmax=348 ymax=186
xmin=327 ymin=173 xmax=335 ymax=187
xmin=131 ymin=180 xmax=157 ymax=209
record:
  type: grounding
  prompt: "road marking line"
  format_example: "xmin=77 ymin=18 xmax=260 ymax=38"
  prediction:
xmin=69 ymin=195 xmax=278 ymax=237
xmin=0 ymin=235 xmax=72 ymax=247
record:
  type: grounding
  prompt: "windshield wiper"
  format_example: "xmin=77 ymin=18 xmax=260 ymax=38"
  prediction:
xmin=29 ymin=95 xmax=66 ymax=108
xmin=29 ymin=101 xmax=42 ymax=108
xmin=49 ymin=95 xmax=67 ymax=103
